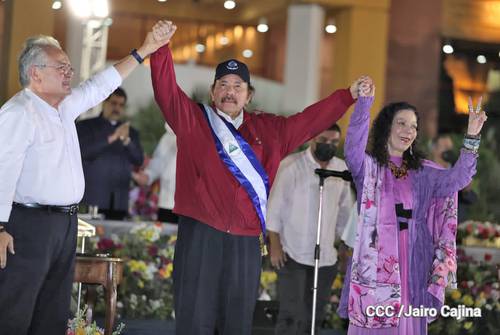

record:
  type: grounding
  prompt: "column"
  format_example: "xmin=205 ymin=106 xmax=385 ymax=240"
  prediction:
xmin=282 ymin=4 xmax=325 ymax=115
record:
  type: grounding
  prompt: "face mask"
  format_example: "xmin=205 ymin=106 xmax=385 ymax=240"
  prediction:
xmin=441 ymin=150 xmax=457 ymax=164
xmin=314 ymin=143 xmax=337 ymax=162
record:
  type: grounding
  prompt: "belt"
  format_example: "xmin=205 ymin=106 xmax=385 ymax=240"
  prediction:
xmin=13 ymin=202 xmax=79 ymax=215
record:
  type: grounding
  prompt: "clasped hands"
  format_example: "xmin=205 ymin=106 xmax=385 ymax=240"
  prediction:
xmin=108 ymin=122 xmax=131 ymax=146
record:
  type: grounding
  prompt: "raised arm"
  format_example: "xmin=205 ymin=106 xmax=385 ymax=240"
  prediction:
xmin=344 ymin=80 xmax=375 ymax=185
xmin=429 ymin=97 xmax=487 ymax=197
xmin=277 ymin=89 xmax=354 ymax=157
xmin=67 ymin=21 xmax=172 ymax=120
xmin=150 ymin=21 xmax=198 ymax=134
xmin=274 ymin=78 xmax=369 ymax=158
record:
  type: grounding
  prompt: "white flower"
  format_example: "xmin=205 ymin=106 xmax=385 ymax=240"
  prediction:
xmin=110 ymin=233 xmax=121 ymax=244
xmin=144 ymin=263 xmax=158 ymax=281
xmin=130 ymin=223 xmax=148 ymax=234
xmin=258 ymin=290 xmax=271 ymax=301
xmin=150 ymin=299 xmax=162 ymax=310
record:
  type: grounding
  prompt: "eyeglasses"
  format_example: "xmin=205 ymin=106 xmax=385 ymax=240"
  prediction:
xmin=34 ymin=63 xmax=74 ymax=75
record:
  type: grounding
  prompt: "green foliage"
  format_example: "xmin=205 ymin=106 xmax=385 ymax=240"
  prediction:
xmin=130 ymin=101 xmax=166 ymax=156
xmin=468 ymin=143 xmax=500 ymax=221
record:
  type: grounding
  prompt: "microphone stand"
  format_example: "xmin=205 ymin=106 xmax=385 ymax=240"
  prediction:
xmin=310 ymin=168 xmax=352 ymax=335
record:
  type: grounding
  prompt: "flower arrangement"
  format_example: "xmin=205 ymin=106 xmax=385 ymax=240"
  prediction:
xmin=67 ymin=307 xmax=124 ymax=335
xmin=80 ymin=223 xmax=176 ymax=320
xmin=129 ymin=181 xmax=159 ymax=221
xmin=259 ymin=269 xmax=278 ymax=300
xmin=428 ymin=248 xmax=500 ymax=335
xmin=457 ymin=221 xmax=500 ymax=248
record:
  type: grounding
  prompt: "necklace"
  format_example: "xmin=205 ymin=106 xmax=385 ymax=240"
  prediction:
xmin=388 ymin=160 xmax=408 ymax=179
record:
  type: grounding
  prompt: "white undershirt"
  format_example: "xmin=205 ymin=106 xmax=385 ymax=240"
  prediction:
xmin=216 ymin=108 xmax=243 ymax=129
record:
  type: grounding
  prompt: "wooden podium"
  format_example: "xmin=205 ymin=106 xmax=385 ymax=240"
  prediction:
xmin=75 ymin=219 xmax=123 ymax=335
xmin=74 ymin=254 xmax=124 ymax=335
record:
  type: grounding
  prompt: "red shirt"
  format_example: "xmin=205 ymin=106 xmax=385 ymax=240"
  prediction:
xmin=151 ymin=45 xmax=354 ymax=236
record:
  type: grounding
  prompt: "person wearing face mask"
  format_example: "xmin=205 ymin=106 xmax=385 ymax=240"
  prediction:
xmin=338 ymin=83 xmax=487 ymax=335
xmin=431 ymin=133 xmax=456 ymax=168
xmin=266 ymin=124 xmax=355 ymax=334
xmin=149 ymin=20 xmax=370 ymax=335
xmin=76 ymin=87 xmax=144 ymax=220
xmin=431 ymin=133 xmax=478 ymax=222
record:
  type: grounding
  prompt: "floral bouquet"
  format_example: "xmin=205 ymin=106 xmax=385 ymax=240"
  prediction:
xmin=78 ymin=223 xmax=177 ymax=320
xmin=428 ymin=248 xmax=500 ymax=335
xmin=67 ymin=307 xmax=124 ymax=335
xmin=259 ymin=269 xmax=278 ymax=300
xmin=457 ymin=221 xmax=500 ymax=248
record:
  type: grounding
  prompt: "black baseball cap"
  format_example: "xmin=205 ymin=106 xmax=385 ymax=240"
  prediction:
xmin=214 ymin=59 xmax=250 ymax=84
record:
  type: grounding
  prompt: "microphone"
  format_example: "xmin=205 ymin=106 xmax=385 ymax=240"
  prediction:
xmin=314 ymin=168 xmax=352 ymax=182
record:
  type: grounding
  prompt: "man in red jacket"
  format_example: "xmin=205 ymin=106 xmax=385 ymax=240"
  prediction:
xmin=150 ymin=20 xmax=369 ymax=335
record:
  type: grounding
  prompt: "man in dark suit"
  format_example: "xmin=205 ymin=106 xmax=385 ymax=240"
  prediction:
xmin=77 ymin=87 xmax=144 ymax=220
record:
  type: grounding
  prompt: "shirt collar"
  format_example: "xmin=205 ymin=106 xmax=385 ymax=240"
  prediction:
xmin=306 ymin=146 xmax=338 ymax=169
xmin=24 ymin=88 xmax=59 ymax=115
xmin=215 ymin=108 xmax=244 ymax=129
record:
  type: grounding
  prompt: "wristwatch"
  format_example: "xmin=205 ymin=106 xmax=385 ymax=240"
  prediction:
xmin=130 ymin=49 xmax=144 ymax=64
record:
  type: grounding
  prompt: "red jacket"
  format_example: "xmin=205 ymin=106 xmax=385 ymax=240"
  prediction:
xmin=151 ymin=45 xmax=354 ymax=236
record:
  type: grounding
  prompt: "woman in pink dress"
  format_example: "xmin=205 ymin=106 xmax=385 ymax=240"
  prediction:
xmin=338 ymin=81 xmax=487 ymax=335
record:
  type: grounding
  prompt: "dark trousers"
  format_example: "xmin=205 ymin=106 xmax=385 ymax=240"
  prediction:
xmin=0 ymin=206 xmax=78 ymax=335
xmin=157 ymin=208 xmax=179 ymax=223
xmin=275 ymin=257 xmax=337 ymax=335
xmin=173 ymin=216 xmax=261 ymax=335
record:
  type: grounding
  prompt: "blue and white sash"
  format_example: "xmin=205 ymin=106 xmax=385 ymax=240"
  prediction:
xmin=200 ymin=104 xmax=270 ymax=236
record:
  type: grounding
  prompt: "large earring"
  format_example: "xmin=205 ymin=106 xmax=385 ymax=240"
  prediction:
xmin=410 ymin=145 xmax=413 ymax=156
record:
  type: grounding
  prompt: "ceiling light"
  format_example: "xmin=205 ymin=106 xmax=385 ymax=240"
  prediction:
xmin=220 ymin=36 xmax=229 ymax=45
xmin=242 ymin=49 xmax=253 ymax=58
xmin=477 ymin=55 xmax=486 ymax=64
xmin=224 ymin=0 xmax=236 ymax=10
xmin=52 ymin=1 xmax=62 ymax=10
xmin=257 ymin=18 xmax=269 ymax=33
xmin=195 ymin=44 xmax=206 ymax=53
xmin=442 ymin=44 xmax=454 ymax=54
xmin=325 ymin=19 xmax=337 ymax=34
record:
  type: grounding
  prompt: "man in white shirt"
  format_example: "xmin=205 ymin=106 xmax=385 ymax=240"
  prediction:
xmin=267 ymin=124 xmax=355 ymax=335
xmin=132 ymin=124 xmax=178 ymax=223
xmin=0 ymin=22 xmax=173 ymax=335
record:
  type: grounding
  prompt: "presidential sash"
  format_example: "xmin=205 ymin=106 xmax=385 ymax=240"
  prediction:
xmin=199 ymin=104 xmax=269 ymax=243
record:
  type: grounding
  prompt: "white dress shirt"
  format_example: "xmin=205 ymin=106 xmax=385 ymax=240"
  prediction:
xmin=0 ymin=66 xmax=122 ymax=222
xmin=267 ymin=148 xmax=355 ymax=267
xmin=216 ymin=108 xmax=244 ymax=129
xmin=145 ymin=130 xmax=177 ymax=210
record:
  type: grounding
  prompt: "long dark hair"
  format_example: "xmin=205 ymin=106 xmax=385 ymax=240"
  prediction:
xmin=368 ymin=102 xmax=425 ymax=170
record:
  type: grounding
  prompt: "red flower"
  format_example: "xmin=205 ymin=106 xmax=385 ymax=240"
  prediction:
xmin=97 ymin=238 xmax=115 ymax=251
xmin=148 ymin=245 xmax=159 ymax=257
xmin=484 ymin=253 xmax=492 ymax=262
xmin=466 ymin=224 xmax=473 ymax=234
